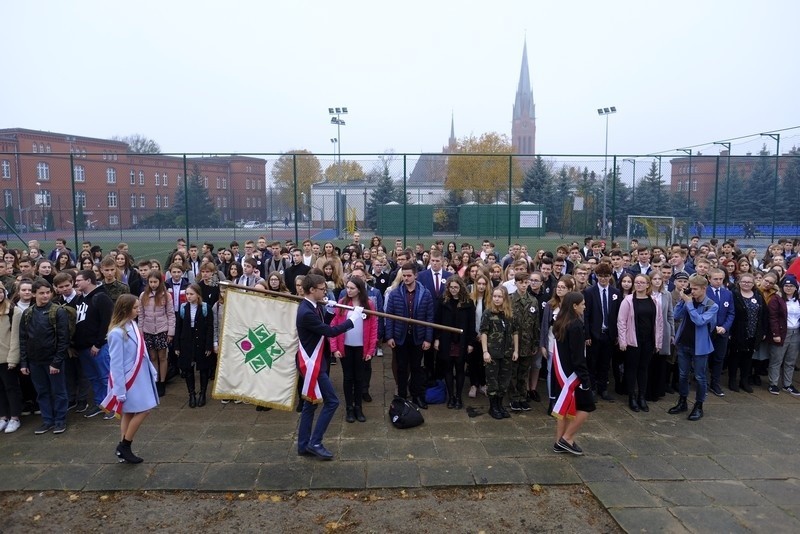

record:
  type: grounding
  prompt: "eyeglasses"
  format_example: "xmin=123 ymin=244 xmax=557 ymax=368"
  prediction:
xmin=314 ymin=286 xmax=327 ymax=292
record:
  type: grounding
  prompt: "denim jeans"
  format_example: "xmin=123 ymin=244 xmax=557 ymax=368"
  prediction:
xmin=78 ymin=345 xmax=110 ymax=406
xmin=297 ymin=370 xmax=339 ymax=451
xmin=677 ymin=345 xmax=708 ymax=403
xmin=28 ymin=360 xmax=68 ymax=425
xmin=708 ymin=334 xmax=729 ymax=389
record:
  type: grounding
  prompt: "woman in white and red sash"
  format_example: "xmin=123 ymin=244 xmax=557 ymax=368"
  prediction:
xmin=550 ymin=291 xmax=595 ymax=456
xmin=101 ymin=294 xmax=159 ymax=464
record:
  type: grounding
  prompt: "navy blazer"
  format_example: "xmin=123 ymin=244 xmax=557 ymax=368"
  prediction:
xmin=296 ymin=299 xmax=353 ymax=364
xmin=417 ymin=268 xmax=451 ymax=300
xmin=583 ymin=283 xmax=621 ymax=341
xmin=706 ymin=285 xmax=735 ymax=333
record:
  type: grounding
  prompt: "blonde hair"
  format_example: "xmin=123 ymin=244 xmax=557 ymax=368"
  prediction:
xmin=488 ymin=285 xmax=513 ymax=317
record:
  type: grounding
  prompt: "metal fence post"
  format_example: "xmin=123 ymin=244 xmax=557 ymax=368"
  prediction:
xmin=292 ymin=154 xmax=299 ymax=246
xmin=507 ymin=155 xmax=513 ymax=246
xmin=182 ymin=155 xmax=189 ymax=245
xmin=69 ymin=153 xmax=79 ymax=252
xmin=712 ymin=156 xmax=720 ymax=238
xmin=402 ymin=155 xmax=407 ymax=246
xmin=611 ymin=155 xmax=617 ymax=241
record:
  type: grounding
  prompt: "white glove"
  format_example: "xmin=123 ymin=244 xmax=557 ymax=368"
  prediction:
xmin=347 ymin=306 xmax=364 ymax=324
xmin=324 ymin=301 xmax=336 ymax=315
xmin=117 ymin=395 xmax=126 ymax=403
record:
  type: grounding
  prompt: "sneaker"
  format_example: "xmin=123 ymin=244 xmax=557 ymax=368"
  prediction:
xmin=221 ymin=399 xmax=231 ymax=404
xmin=710 ymin=384 xmax=725 ymax=397
xmin=509 ymin=401 xmax=523 ymax=412
xmin=0 ymin=419 xmax=6 ymax=432
xmin=75 ymin=401 xmax=90 ymax=413
xmin=376 ymin=348 xmax=383 ymax=357
xmin=530 ymin=390 xmax=541 ymax=403
xmin=84 ymin=405 xmax=103 ymax=418
xmin=553 ymin=442 xmax=566 ymax=453
xmin=34 ymin=423 xmax=54 ymax=435
xmin=519 ymin=400 xmax=531 ymax=411
xmin=479 ymin=385 xmax=488 ymax=397
xmin=769 ymin=385 xmax=780 ymax=395
xmin=4 ymin=419 xmax=20 ymax=433
xmin=557 ymin=437 xmax=584 ymax=456
xmin=783 ymin=385 xmax=800 ymax=396
xmin=233 ymin=400 xmax=243 ymax=405
xmin=468 ymin=386 xmax=477 ymax=398
xmin=67 ymin=400 xmax=78 ymax=411
xmin=102 ymin=411 xmax=116 ymax=420
xmin=53 ymin=422 xmax=67 ymax=434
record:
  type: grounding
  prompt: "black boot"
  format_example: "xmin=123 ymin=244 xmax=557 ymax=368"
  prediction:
xmin=197 ymin=390 xmax=207 ymax=407
xmin=628 ymin=394 xmax=640 ymax=412
xmin=354 ymin=405 xmax=366 ymax=422
xmin=499 ymin=397 xmax=511 ymax=418
xmin=638 ymin=395 xmax=649 ymax=412
xmin=345 ymin=406 xmax=355 ymax=423
xmin=687 ymin=402 xmax=704 ymax=421
xmin=185 ymin=373 xmax=196 ymax=408
xmin=116 ymin=439 xmax=143 ymax=464
xmin=188 ymin=393 xmax=197 ymax=408
xmin=446 ymin=396 xmax=455 ymax=409
xmin=156 ymin=382 xmax=166 ymax=397
xmin=668 ymin=396 xmax=688 ymax=414
xmin=198 ymin=370 xmax=209 ymax=407
xmin=454 ymin=396 xmax=463 ymax=410
xmin=489 ymin=396 xmax=503 ymax=419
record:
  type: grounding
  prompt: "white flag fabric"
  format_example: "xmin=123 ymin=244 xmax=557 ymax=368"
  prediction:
xmin=213 ymin=288 xmax=299 ymax=411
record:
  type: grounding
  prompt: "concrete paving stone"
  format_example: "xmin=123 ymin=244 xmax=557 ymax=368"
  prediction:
xmin=339 ymin=439 xmax=389 ymax=460
xmin=201 ymin=423 xmax=251 ymax=441
xmin=664 ymin=456 xmax=733 ymax=480
xmin=470 ymin=419 xmax=525 ymax=438
xmin=199 ymin=463 xmax=259 ymax=490
xmin=661 ymin=436 xmax=725 ymax=455
xmin=471 ymin=459 xmax=528 ymax=485
xmin=310 ymin=460 xmax=366 ymax=489
xmin=745 ymin=479 xmax=800 ymax=506
xmin=481 ymin=437 xmax=534 ymax=458
xmin=524 ymin=436 xmax=566 ymax=456
xmin=18 ymin=442 xmax=94 ymax=464
xmin=187 ymin=441 xmax=241 ymax=462
xmin=571 ymin=456 xmax=630 ymax=482
xmin=692 ymin=480 xmax=770 ymax=506
xmin=0 ymin=465 xmax=45 ymax=491
xmin=417 ymin=460 xmax=475 ymax=486
xmin=620 ymin=456 xmax=685 ymax=481
xmin=433 ymin=437 xmax=488 ymax=458
xmin=387 ymin=439 xmax=439 ymax=460
xmin=616 ymin=435 xmax=677 ymax=456
xmin=247 ymin=422 xmax=299 ymax=441
xmin=759 ymin=435 xmax=800 ymax=455
xmin=144 ymin=462 xmax=207 ymax=490
xmin=710 ymin=454 xmax=783 ymax=480
xmin=84 ymin=463 xmax=154 ymax=490
xmin=340 ymin=420 xmax=389 ymax=439
xmin=366 ymin=460 xmax=420 ymax=488
xmin=256 ymin=462 xmax=314 ymax=490
xmin=669 ymin=506 xmax=748 ymax=533
xmin=25 ymin=464 xmax=101 ymax=491
xmin=207 ymin=405 xmax=259 ymax=424
xmin=424 ymin=421 xmax=478 ymax=438
xmin=151 ymin=423 xmax=208 ymax=442
xmin=727 ymin=505 xmax=800 ymax=532
xmin=639 ymin=481 xmax=707 ymax=507
xmin=516 ymin=457 xmax=581 ymax=485
xmin=237 ymin=441 xmax=293 ymax=463
xmin=586 ymin=480 xmax=664 ymax=508
xmin=769 ymin=453 xmax=800 ymax=479
xmin=608 ymin=507 xmax=690 ymax=533
xmin=138 ymin=440 xmax=192 ymax=463
xmin=575 ymin=434 xmax=631 ymax=457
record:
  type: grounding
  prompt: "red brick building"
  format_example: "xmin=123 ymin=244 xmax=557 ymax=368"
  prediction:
xmin=0 ymin=128 xmax=266 ymax=230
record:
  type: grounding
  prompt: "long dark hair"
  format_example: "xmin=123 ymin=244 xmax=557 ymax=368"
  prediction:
xmin=552 ymin=291 xmax=584 ymax=342
xmin=343 ymin=276 xmax=369 ymax=306
xmin=443 ymin=275 xmax=471 ymax=306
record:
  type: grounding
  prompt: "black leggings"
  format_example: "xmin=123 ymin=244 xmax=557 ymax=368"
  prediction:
xmin=341 ymin=345 xmax=367 ymax=408
xmin=466 ymin=336 xmax=485 ymax=387
xmin=0 ymin=364 xmax=22 ymax=418
xmin=438 ymin=347 xmax=465 ymax=399
xmin=184 ymin=369 xmax=210 ymax=393
xmin=625 ymin=344 xmax=653 ymax=398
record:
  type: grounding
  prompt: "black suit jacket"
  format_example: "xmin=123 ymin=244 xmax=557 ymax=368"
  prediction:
xmin=284 ymin=263 xmax=311 ymax=295
xmin=296 ymin=299 xmax=352 ymax=369
xmin=583 ymin=283 xmax=620 ymax=341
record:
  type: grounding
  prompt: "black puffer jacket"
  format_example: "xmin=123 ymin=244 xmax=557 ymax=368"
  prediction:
xmin=19 ymin=302 xmax=69 ymax=367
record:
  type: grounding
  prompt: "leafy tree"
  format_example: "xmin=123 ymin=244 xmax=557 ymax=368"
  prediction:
xmin=365 ymin=162 xmax=402 ymax=230
xmin=174 ymin=165 xmax=219 ymax=228
xmin=323 ymin=160 xmax=366 ymax=184
xmin=112 ymin=134 xmax=161 ymax=154
xmin=271 ymin=150 xmax=322 ymax=200
xmin=520 ymin=155 xmax=553 ymax=205
xmin=445 ymin=132 xmax=522 ymax=203
xmin=434 ymin=189 xmax=466 ymax=233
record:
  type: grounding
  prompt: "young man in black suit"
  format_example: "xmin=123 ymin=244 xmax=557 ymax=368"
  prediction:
xmin=583 ymin=262 xmax=621 ymax=400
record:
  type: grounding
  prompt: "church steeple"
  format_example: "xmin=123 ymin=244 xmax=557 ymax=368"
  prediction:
xmin=512 ymin=38 xmax=536 ymax=156
xmin=448 ymin=112 xmax=456 ymax=152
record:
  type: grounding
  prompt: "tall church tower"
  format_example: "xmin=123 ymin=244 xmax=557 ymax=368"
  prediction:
xmin=512 ymin=39 xmax=536 ymax=156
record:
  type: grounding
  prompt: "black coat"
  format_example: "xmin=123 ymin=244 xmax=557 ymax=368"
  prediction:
xmin=731 ymin=290 xmax=766 ymax=345
xmin=175 ymin=303 xmax=214 ymax=370
xmin=434 ymin=297 xmax=476 ymax=358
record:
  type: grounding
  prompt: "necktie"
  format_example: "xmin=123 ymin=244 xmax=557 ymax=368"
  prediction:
xmin=435 ymin=272 xmax=440 ymax=295
xmin=602 ymin=288 xmax=608 ymax=329
xmin=715 ymin=288 xmax=720 ymax=300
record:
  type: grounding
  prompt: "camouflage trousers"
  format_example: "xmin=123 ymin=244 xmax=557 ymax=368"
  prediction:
xmin=485 ymin=357 xmax=512 ymax=398
xmin=508 ymin=353 xmax=533 ymax=402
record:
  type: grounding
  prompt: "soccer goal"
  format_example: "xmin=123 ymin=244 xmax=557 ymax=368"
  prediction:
xmin=626 ymin=215 xmax=675 ymax=248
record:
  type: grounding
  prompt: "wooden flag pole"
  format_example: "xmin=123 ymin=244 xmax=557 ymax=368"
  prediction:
xmin=219 ymin=281 xmax=463 ymax=334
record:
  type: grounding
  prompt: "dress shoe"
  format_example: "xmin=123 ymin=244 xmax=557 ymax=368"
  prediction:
xmin=740 ymin=382 xmax=753 ymax=393
xmin=305 ymin=443 xmax=334 ymax=460
xmin=638 ymin=396 xmax=649 ymax=412
xmin=362 ymin=392 xmax=372 ymax=403
xmin=454 ymin=397 xmax=463 ymax=409
xmin=628 ymin=395 xmax=640 ymax=412
xmin=529 ymin=390 xmax=541 ymax=402
xmin=413 ymin=397 xmax=428 ymax=410
xmin=728 ymin=381 xmax=740 ymax=392
xmin=188 ymin=393 xmax=197 ymax=408
xmin=354 ymin=406 xmax=366 ymax=422
xmin=710 ymin=384 xmax=725 ymax=397
xmin=345 ymin=407 xmax=356 ymax=423
xmin=668 ymin=396 xmax=688 ymax=414
xmin=599 ymin=391 xmax=614 ymax=402
xmin=687 ymin=402 xmax=704 ymax=421
xmin=446 ymin=396 xmax=455 ymax=409
xmin=197 ymin=391 xmax=207 ymax=407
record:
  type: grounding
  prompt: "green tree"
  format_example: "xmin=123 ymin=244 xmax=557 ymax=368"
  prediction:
xmin=547 ymin=166 xmax=573 ymax=235
xmin=520 ymin=155 xmax=553 ymax=205
xmin=445 ymin=132 xmax=522 ymax=203
xmin=112 ymin=134 xmax=161 ymax=154
xmin=3 ymin=204 xmax=16 ymax=232
xmin=271 ymin=150 xmax=323 ymax=200
xmin=634 ymin=161 xmax=667 ymax=216
xmin=742 ymin=146 xmax=774 ymax=222
xmin=779 ymin=147 xmax=800 ymax=224
xmin=45 ymin=210 xmax=55 ymax=231
xmin=75 ymin=203 xmax=85 ymax=231
xmin=174 ymin=165 xmax=219 ymax=228
xmin=365 ymin=162 xmax=402 ymax=230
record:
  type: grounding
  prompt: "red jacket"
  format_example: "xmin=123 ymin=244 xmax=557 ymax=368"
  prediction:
xmin=329 ymin=298 xmax=378 ymax=358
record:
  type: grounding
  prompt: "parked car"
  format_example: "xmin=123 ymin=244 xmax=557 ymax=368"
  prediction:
xmin=243 ymin=220 xmax=261 ymax=229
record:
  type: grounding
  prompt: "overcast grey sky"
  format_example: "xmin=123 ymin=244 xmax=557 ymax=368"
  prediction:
xmin=4 ymin=0 xmax=799 ymax=159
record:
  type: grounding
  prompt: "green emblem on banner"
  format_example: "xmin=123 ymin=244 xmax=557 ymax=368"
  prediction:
xmin=236 ymin=324 xmax=285 ymax=373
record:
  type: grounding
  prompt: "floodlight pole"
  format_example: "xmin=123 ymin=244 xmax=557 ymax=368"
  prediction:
xmin=329 ymin=106 xmax=348 ymax=238
xmin=761 ymin=133 xmax=781 ymax=242
xmin=713 ymin=141 xmax=732 ymax=240
xmin=678 ymin=148 xmax=692 ymax=241
xmin=623 ymin=158 xmax=636 ymax=206
xmin=597 ymin=106 xmax=617 ymax=238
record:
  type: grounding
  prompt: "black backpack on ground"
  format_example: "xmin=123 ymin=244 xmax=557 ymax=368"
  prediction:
xmin=389 ymin=396 xmax=424 ymax=429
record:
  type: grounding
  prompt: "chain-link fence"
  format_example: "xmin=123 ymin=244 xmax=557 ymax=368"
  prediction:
xmin=1 ymin=149 xmax=798 ymax=258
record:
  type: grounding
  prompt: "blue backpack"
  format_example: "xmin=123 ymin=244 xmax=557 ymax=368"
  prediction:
xmin=179 ymin=302 xmax=208 ymax=319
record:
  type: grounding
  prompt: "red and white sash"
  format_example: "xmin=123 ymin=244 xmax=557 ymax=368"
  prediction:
xmin=550 ymin=340 xmax=579 ymax=419
xmin=297 ymin=337 xmax=324 ymax=404
xmin=101 ymin=322 xmax=146 ymax=417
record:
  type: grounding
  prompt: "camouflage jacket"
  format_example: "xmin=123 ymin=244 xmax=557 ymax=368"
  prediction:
xmin=511 ymin=291 xmax=540 ymax=353
xmin=480 ymin=310 xmax=517 ymax=359
xmin=102 ymin=280 xmax=130 ymax=303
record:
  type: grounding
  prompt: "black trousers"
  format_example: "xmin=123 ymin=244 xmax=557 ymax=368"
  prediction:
xmin=395 ymin=338 xmax=424 ymax=399
xmin=588 ymin=333 xmax=614 ymax=393
xmin=625 ymin=344 xmax=653 ymax=398
xmin=0 ymin=363 xmax=22 ymax=418
xmin=341 ymin=345 xmax=367 ymax=408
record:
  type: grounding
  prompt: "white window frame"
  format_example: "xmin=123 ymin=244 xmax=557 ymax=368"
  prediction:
xmin=140 ymin=194 xmax=145 ymax=208
xmin=37 ymin=162 xmax=50 ymax=181
xmin=108 ymin=191 xmax=118 ymax=208
xmin=139 ymin=171 xmax=145 ymax=186
xmin=2 ymin=160 xmax=11 ymax=179
xmin=75 ymin=190 xmax=86 ymax=208
xmin=106 ymin=167 xmax=117 ymax=184
xmin=74 ymin=164 xmax=86 ymax=183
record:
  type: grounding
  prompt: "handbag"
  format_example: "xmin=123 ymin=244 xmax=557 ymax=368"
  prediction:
xmin=388 ymin=396 xmax=424 ymax=428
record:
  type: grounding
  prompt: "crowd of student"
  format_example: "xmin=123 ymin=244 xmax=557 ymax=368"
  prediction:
xmin=0 ymin=231 xmax=798 ymax=457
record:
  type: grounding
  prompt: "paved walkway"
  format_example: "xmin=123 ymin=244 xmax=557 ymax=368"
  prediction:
xmin=3 ymin=355 xmax=800 ymax=533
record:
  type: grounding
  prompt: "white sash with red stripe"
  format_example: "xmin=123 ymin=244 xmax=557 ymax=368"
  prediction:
xmin=297 ymin=337 xmax=324 ymax=404
xmin=550 ymin=339 xmax=579 ymax=419
xmin=101 ymin=322 xmax=146 ymax=417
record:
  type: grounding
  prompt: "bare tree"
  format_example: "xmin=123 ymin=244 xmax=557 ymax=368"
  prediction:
xmin=112 ymin=134 xmax=161 ymax=154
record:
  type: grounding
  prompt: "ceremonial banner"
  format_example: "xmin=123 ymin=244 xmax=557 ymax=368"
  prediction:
xmin=213 ymin=288 xmax=299 ymax=411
